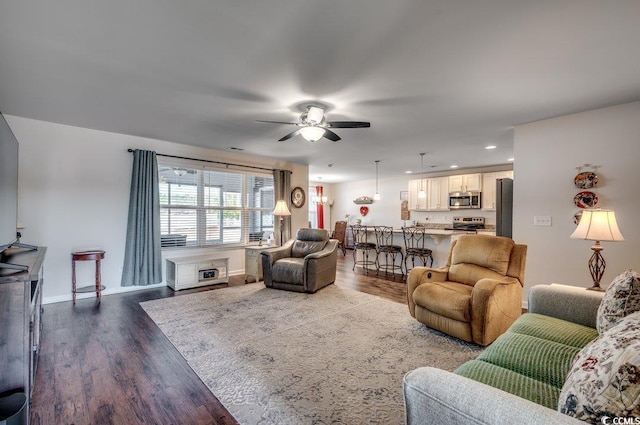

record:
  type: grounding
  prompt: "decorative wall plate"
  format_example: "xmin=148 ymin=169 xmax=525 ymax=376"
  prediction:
xmin=573 ymin=210 xmax=583 ymax=225
xmin=574 ymin=171 xmax=598 ymax=189
xmin=359 ymin=206 xmax=369 ymax=216
xmin=291 ymin=186 xmax=305 ymax=208
xmin=573 ymin=191 xmax=598 ymax=209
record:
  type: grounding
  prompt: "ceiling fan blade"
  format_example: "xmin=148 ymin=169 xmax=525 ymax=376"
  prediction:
xmin=278 ymin=129 xmax=301 ymax=141
xmin=323 ymin=129 xmax=341 ymax=142
xmin=326 ymin=121 xmax=371 ymax=128
xmin=255 ymin=120 xmax=299 ymax=126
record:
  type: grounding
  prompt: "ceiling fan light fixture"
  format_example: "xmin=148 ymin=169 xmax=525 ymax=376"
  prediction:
xmin=306 ymin=106 xmax=324 ymax=124
xmin=300 ymin=126 xmax=325 ymax=142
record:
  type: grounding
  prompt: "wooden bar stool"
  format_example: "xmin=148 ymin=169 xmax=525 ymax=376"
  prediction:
xmin=72 ymin=250 xmax=105 ymax=304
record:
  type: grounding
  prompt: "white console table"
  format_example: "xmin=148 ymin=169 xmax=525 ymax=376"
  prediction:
xmin=166 ymin=255 xmax=229 ymax=291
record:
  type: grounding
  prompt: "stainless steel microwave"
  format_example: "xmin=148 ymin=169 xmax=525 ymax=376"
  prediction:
xmin=449 ymin=192 xmax=481 ymax=209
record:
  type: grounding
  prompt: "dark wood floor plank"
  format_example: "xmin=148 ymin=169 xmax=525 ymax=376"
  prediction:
xmin=30 ymin=253 xmax=406 ymax=424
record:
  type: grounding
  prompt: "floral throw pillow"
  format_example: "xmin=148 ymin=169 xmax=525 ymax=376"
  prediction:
xmin=558 ymin=311 xmax=640 ymax=423
xmin=597 ymin=269 xmax=640 ymax=334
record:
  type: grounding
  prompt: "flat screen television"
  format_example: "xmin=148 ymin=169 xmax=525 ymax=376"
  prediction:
xmin=0 ymin=111 xmax=19 ymax=255
xmin=0 ymin=111 xmax=31 ymax=270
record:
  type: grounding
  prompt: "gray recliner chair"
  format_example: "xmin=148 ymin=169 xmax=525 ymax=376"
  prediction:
xmin=261 ymin=228 xmax=338 ymax=293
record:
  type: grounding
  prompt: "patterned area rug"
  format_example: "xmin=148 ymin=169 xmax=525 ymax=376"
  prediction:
xmin=140 ymin=283 xmax=483 ymax=424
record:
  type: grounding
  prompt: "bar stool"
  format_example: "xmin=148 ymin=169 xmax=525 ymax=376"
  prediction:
xmin=72 ymin=250 xmax=106 ymax=304
xmin=401 ymin=227 xmax=434 ymax=274
xmin=374 ymin=226 xmax=404 ymax=278
xmin=350 ymin=225 xmax=377 ymax=274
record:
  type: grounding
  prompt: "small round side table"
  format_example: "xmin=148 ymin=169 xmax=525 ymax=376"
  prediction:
xmin=71 ymin=250 xmax=106 ymax=304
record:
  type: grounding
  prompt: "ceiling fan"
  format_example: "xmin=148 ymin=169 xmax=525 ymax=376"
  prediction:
xmin=256 ymin=105 xmax=370 ymax=142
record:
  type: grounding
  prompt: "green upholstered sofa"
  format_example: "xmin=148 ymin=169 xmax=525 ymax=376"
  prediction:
xmin=404 ymin=284 xmax=604 ymax=425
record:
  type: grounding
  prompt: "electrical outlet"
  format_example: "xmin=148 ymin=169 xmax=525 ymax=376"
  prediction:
xmin=533 ymin=216 xmax=552 ymax=226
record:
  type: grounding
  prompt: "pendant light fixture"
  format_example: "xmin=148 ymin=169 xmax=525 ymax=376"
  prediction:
xmin=418 ymin=153 xmax=426 ymax=198
xmin=374 ymin=160 xmax=381 ymax=200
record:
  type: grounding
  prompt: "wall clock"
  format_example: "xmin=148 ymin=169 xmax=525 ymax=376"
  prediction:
xmin=291 ymin=187 xmax=306 ymax=208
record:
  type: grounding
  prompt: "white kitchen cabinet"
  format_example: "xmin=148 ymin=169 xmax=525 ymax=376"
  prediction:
xmin=481 ymin=171 xmax=514 ymax=210
xmin=408 ymin=178 xmax=428 ymax=211
xmin=426 ymin=177 xmax=450 ymax=211
xmin=449 ymin=173 xmax=481 ymax=193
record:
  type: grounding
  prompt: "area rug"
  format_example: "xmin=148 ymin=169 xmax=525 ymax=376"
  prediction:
xmin=140 ymin=283 xmax=483 ymax=424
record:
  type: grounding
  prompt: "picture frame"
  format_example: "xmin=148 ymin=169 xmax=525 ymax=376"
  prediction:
xmin=400 ymin=191 xmax=408 ymax=201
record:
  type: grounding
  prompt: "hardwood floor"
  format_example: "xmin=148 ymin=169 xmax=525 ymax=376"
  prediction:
xmin=30 ymin=252 xmax=408 ymax=425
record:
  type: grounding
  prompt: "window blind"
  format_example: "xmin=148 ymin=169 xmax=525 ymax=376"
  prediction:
xmin=158 ymin=159 xmax=274 ymax=248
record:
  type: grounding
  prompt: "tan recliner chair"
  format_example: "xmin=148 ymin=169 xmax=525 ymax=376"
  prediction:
xmin=407 ymin=234 xmax=527 ymax=346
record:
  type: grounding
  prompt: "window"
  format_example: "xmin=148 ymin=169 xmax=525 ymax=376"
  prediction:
xmin=158 ymin=159 xmax=274 ymax=248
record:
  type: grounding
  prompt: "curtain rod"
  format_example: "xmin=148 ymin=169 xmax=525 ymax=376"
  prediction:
xmin=127 ymin=149 xmax=279 ymax=173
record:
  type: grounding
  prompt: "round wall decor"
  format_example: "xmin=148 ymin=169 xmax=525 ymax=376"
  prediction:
xmin=291 ymin=187 xmax=305 ymax=208
xmin=573 ymin=191 xmax=598 ymax=209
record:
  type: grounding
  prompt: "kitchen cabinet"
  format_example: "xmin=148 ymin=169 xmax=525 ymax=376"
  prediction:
xmin=426 ymin=177 xmax=449 ymax=211
xmin=481 ymin=170 xmax=514 ymax=210
xmin=449 ymin=173 xmax=481 ymax=193
xmin=408 ymin=178 xmax=428 ymax=211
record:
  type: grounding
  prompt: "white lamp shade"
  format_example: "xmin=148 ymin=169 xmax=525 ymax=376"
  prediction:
xmin=300 ymin=126 xmax=325 ymax=142
xmin=273 ymin=200 xmax=292 ymax=216
xmin=570 ymin=209 xmax=624 ymax=242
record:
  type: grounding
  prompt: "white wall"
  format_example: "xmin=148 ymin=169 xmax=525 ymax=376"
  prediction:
xmin=514 ymin=102 xmax=640 ymax=298
xmin=7 ymin=115 xmax=308 ymax=303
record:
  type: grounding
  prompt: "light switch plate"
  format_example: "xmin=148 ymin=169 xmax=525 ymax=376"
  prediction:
xmin=533 ymin=216 xmax=552 ymax=226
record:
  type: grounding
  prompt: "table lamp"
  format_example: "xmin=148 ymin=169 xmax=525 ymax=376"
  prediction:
xmin=570 ymin=209 xmax=624 ymax=291
xmin=273 ymin=200 xmax=291 ymax=246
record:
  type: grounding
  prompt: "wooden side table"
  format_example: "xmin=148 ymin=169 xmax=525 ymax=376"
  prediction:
xmin=71 ymin=250 xmax=105 ymax=304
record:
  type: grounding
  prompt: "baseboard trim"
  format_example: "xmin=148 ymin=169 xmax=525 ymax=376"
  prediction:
xmin=43 ymin=270 xmax=246 ymax=305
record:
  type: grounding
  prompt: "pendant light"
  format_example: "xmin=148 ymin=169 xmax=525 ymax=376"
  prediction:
xmin=418 ymin=153 xmax=426 ymax=198
xmin=373 ymin=160 xmax=381 ymax=200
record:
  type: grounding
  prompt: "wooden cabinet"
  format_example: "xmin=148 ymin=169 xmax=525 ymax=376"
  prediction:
xmin=244 ymin=246 xmax=278 ymax=283
xmin=0 ymin=246 xmax=46 ymax=425
xmin=449 ymin=173 xmax=481 ymax=193
xmin=407 ymin=178 xmax=428 ymax=211
xmin=166 ymin=255 xmax=229 ymax=290
xmin=481 ymin=171 xmax=514 ymax=210
xmin=426 ymin=177 xmax=450 ymax=211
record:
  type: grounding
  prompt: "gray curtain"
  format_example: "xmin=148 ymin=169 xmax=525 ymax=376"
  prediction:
xmin=273 ymin=169 xmax=292 ymax=245
xmin=121 ymin=149 xmax=163 ymax=286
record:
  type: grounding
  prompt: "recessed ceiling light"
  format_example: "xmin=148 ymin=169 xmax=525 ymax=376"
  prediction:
xmin=508 ymin=158 xmax=514 ymax=162
xmin=405 ymin=170 xmax=413 ymax=174
xmin=485 ymin=145 xmax=497 ymax=150
xmin=450 ymin=165 xmax=459 ymax=169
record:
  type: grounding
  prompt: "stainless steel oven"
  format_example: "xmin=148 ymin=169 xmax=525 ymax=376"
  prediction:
xmin=448 ymin=192 xmax=481 ymax=209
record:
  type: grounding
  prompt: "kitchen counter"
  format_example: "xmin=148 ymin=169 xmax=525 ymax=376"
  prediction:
xmin=387 ymin=227 xmax=472 ymax=244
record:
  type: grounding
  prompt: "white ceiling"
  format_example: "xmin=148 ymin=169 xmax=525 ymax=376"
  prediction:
xmin=1 ymin=1 xmax=639 ymax=182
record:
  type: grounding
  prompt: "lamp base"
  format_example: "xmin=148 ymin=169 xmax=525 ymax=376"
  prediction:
xmin=586 ymin=285 xmax=605 ymax=292
xmin=586 ymin=242 xmax=606 ymax=292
